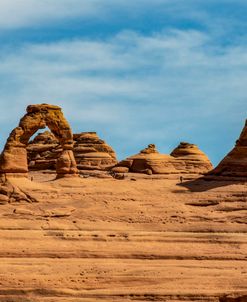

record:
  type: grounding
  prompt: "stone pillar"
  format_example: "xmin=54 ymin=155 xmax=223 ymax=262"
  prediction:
xmin=56 ymin=141 xmax=78 ymax=178
xmin=0 ymin=127 xmax=28 ymax=178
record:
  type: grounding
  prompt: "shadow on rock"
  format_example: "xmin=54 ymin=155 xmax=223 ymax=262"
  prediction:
xmin=176 ymin=176 xmax=247 ymax=192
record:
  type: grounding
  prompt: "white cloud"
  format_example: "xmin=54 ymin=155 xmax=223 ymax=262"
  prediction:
xmin=0 ymin=29 xmax=246 ymax=163
xmin=0 ymin=0 xmax=180 ymax=29
xmin=0 ymin=0 xmax=99 ymax=29
xmin=0 ymin=0 xmax=233 ymax=30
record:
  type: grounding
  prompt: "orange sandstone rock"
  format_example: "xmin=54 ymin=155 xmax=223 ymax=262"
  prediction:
xmin=115 ymin=143 xmax=213 ymax=175
xmin=115 ymin=144 xmax=181 ymax=174
xmin=0 ymin=104 xmax=78 ymax=178
xmin=171 ymin=142 xmax=213 ymax=174
xmin=210 ymin=119 xmax=247 ymax=177
xmin=28 ymin=131 xmax=61 ymax=170
xmin=27 ymin=131 xmax=117 ymax=172
xmin=73 ymin=132 xmax=117 ymax=171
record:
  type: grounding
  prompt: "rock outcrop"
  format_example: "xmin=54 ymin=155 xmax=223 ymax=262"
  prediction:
xmin=27 ymin=131 xmax=117 ymax=172
xmin=28 ymin=131 xmax=61 ymax=170
xmin=210 ymin=119 xmax=247 ymax=177
xmin=113 ymin=144 xmax=181 ymax=175
xmin=73 ymin=132 xmax=117 ymax=171
xmin=0 ymin=104 xmax=78 ymax=178
xmin=113 ymin=143 xmax=213 ymax=175
xmin=170 ymin=142 xmax=213 ymax=174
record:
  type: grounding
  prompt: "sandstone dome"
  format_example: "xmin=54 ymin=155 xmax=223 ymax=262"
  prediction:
xmin=113 ymin=144 xmax=183 ymax=174
xmin=73 ymin=132 xmax=117 ymax=171
xmin=170 ymin=142 xmax=213 ymax=174
xmin=27 ymin=131 xmax=117 ymax=172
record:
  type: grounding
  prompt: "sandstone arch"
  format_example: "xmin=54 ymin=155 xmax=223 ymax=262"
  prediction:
xmin=0 ymin=104 xmax=78 ymax=178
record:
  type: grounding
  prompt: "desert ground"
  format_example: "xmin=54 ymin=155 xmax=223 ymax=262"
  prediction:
xmin=0 ymin=172 xmax=246 ymax=302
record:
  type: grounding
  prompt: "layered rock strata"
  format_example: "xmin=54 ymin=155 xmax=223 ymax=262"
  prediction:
xmin=170 ymin=142 xmax=213 ymax=174
xmin=73 ymin=132 xmax=117 ymax=171
xmin=113 ymin=143 xmax=213 ymax=175
xmin=27 ymin=131 xmax=117 ymax=172
xmin=0 ymin=104 xmax=78 ymax=178
xmin=28 ymin=131 xmax=61 ymax=170
xmin=210 ymin=119 xmax=247 ymax=177
xmin=113 ymin=144 xmax=182 ymax=175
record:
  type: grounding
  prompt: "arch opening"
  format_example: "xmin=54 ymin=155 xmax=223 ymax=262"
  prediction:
xmin=0 ymin=104 xmax=78 ymax=178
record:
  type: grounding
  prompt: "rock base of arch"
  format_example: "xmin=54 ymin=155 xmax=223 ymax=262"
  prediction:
xmin=0 ymin=104 xmax=78 ymax=178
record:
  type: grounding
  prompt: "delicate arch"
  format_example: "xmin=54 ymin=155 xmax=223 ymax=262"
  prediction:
xmin=0 ymin=104 xmax=78 ymax=178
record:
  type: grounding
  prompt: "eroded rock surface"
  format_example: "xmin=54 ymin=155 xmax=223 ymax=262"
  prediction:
xmin=27 ymin=131 xmax=117 ymax=172
xmin=113 ymin=144 xmax=181 ymax=174
xmin=171 ymin=142 xmax=213 ymax=174
xmin=28 ymin=131 xmax=61 ymax=170
xmin=73 ymin=132 xmax=117 ymax=171
xmin=210 ymin=120 xmax=247 ymax=177
xmin=0 ymin=173 xmax=246 ymax=301
xmin=0 ymin=104 xmax=78 ymax=178
xmin=113 ymin=143 xmax=213 ymax=175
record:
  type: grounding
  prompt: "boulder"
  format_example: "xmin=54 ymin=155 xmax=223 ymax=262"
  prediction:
xmin=170 ymin=142 xmax=213 ymax=174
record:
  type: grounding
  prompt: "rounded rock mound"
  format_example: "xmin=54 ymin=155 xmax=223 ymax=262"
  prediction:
xmin=73 ymin=132 xmax=117 ymax=171
xmin=27 ymin=131 xmax=117 ymax=172
xmin=170 ymin=142 xmax=213 ymax=174
xmin=113 ymin=144 xmax=182 ymax=175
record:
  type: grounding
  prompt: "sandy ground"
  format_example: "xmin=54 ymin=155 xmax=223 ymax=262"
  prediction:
xmin=0 ymin=172 xmax=247 ymax=301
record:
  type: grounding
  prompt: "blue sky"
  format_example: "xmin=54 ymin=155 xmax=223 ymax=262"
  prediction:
xmin=0 ymin=0 xmax=247 ymax=165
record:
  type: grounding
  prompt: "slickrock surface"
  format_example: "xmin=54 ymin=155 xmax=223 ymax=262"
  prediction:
xmin=0 ymin=172 xmax=246 ymax=301
xmin=171 ymin=142 xmax=213 ymax=174
xmin=73 ymin=132 xmax=117 ymax=171
xmin=210 ymin=120 xmax=247 ymax=177
xmin=27 ymin=131 xmax=117 ymax=172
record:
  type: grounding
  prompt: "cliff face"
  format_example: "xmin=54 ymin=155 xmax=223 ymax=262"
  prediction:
xmin=27 ymin=131 xmax=117 ymax=171
xmin=211 ymin=120 xmax=247 ymax=177
xmin=170 ymin=142 xmax=213 ymax=174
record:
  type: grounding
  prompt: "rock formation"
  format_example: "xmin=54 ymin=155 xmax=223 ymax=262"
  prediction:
xmin=170 ymin=142 xmax=213 ymax=174
xmin=113 ymin=143 xmax=213 ymax=175
xmin=210 ymin=119 xmax=247 ymax=177
xmin=73 ymin=132 xmax=117 ymax=171
xmin=113 ymin=144 xmax=181 ymax=175
xmin=28 ymin=131 xmax=61 ymax=170
xmin=0 ymin=104 xmax=78 ymax=178
xmin=27 ymin=131 xmax=117 ymax=172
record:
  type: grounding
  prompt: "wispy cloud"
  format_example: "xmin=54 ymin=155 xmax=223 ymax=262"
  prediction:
xmin=0 ymin=0 xmax=245 ymax=32
xmin=0 ymin=0 xmax=174 ymax=29
xmin=0 ymin=28 xmax=246 ymax=163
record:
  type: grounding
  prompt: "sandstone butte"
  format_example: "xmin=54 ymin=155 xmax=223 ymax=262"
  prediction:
xmin=112 ymin=143 xmax=213 ymax=175
xmin=0 ymin=104 xmax=246 ymax=302
xmin=28 ymin=131 xmax=117 ymax=172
